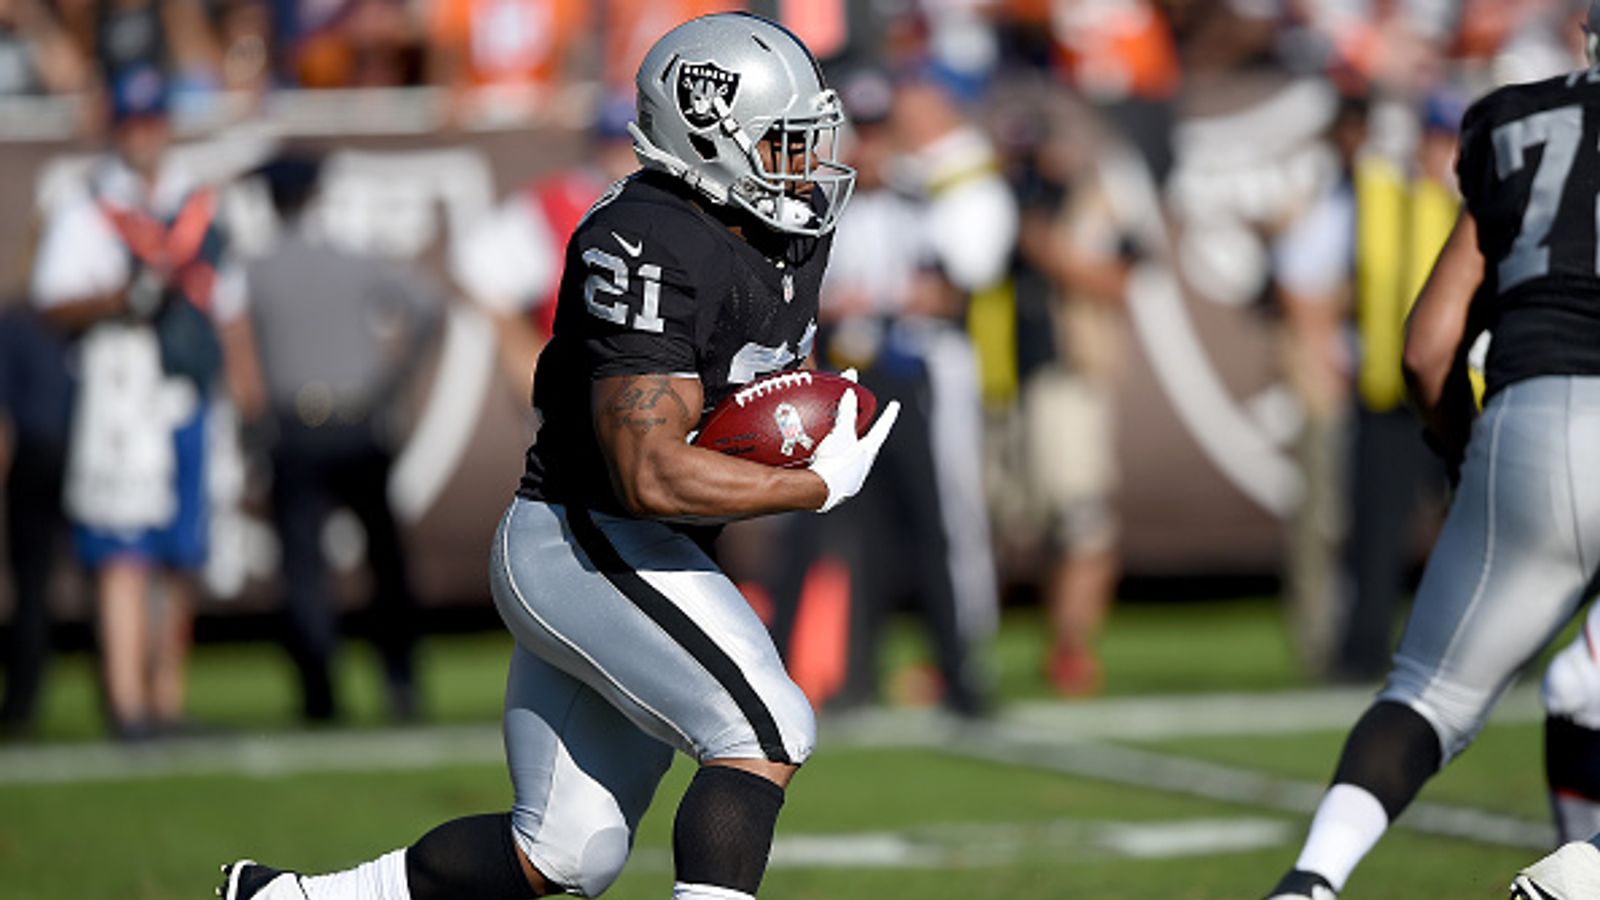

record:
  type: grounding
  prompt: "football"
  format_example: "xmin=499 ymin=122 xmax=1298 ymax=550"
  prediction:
xmin=693 ymin=370 xmax=878 ymax=468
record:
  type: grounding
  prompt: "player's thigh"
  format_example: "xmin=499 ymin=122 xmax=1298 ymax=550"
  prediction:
xmin=502 ymin=642 xmax=673 ymax=897
xmin=490 ymin=499 xmax=815 ymax=766
xmin=1383 ymin=379 xmax=1592 ymax=755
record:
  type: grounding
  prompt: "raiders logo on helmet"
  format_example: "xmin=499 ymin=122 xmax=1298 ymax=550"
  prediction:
xmin=677 ymin=62 xmax=740 ymax=131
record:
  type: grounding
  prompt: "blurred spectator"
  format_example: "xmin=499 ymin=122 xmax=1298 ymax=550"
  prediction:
xmin=597 ymin=0 xmax=743 ymax=92
xmin=1013 ymin=101 xmax=1131 ymax=697
xmin=1272 ymin=92 xmax=1364 ymax=675
xmin=747 ymin=0 xmax=853 ymax=64
xmin=0 ymin=301 xmax=75 ymax=739
xmin=29 ymin=70 xmax=246 ymax=740
xmin=1493 ymin=0 xmax=1591 ymax=86
xmin=0 ymin=0 xmax=88 ymax=95
xmin=244 ymin=152 xmax=440 ymax=724
xmin=162 ymin=0 xmax=225 ymax=99
xmin=816 ymin=68 xmax=1002 ymax=717
xmin=449 ymin=94 xmax=637 ymax=400
xmin=1333 ymin=89 xmax=1459 ymax=680
xmin=92 ymin=0 xmax=167 ymax=83
xmin=275 ymin=0 xmax=421 ymax=88
xmin=214 ymin=0 xmax=271 ymax=93
xmin=83 ymin=0 xmax=233 ymax=123
xmin=1047 ymin=0 xmax=1181 ymax=182
xmin=425 ymin=0 xmax=590 ymax=125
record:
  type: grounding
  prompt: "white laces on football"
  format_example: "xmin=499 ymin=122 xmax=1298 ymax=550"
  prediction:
xmin=807 ymin=371 xmax=899 ymax=513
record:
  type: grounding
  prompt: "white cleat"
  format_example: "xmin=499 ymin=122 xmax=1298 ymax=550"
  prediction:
xmin=218 ymin=859 xmax=310 ymax=900
xmin=1264 ymin=869 xmax=1338 ymax=900
xmin=1511 ymin=841 xmax=1600 ymax=899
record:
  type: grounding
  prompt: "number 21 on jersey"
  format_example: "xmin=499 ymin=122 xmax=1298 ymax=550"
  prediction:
xmin=583 ymin=246 xmax=666 ymax=333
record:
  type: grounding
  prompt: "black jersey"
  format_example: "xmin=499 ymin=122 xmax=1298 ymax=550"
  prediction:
xmin=1458 ymin=68 xmax=1600 ymax=394
xmin=518 ymin=170 xmax=831 ymax=516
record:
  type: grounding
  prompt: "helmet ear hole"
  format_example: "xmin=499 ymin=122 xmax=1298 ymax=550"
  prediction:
xmin=689 ymin=133 xmax=719 ymax=161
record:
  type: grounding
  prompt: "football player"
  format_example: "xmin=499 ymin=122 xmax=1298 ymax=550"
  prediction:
xmin=219 ymin=13 xmax=898 ymax=900
xmin=1266 ymin=4 xmax=1600 ymax=899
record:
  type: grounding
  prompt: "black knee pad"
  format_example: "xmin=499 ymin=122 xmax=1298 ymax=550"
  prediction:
xmin=1332 ymin=700 xmax=1444 ymax=821
xmin=1547 ymin=715 xmax=1600 ymax=800
xmin=673 ymin=766 xmax=787 ymax=896
xmin=407 ymin=813 xmax=539 ymax=900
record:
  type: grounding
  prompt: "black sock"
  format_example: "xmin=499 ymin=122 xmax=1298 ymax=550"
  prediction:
xmin=1331 ymin=700 xmax=1444 ymax=820
xmin=673 ymin=766 xmax=787 ymax=895
xmin=1547 ymin=715 xmax=1600 ymax=800
xmin=406 ymin=813 xmax=539 ymax=900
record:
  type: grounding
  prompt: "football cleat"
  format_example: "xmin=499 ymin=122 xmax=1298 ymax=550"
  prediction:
xmin=1264 ymin=869 xmax=1338 ymax=900
xmin=217 ymin=859 xmax=309 ymax=900
xmin=1510 ymin=841 xmax=1600 ymax=899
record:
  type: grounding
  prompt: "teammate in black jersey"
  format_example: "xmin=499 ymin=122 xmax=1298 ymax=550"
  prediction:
xmin=1266 ymin=6 xmax=1600 ymax=900
xmin=219 ymin=14 xmax=898 ymax=900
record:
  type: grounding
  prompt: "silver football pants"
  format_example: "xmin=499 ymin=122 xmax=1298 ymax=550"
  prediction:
xmin=488 ymin=498 xmax=815 ymax=895
xmin=1381 ymin=375 xmax=1600 ymax=761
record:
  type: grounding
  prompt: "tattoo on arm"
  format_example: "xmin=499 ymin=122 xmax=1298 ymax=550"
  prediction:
xmin=603 ymin=375 xmax=693 ymax=434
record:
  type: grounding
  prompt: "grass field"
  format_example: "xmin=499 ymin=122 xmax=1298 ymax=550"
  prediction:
xmin=0 ymin=598 xmax=1563 ymax=899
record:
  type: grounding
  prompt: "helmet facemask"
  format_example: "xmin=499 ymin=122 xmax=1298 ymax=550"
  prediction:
xmin=724 ymin=90 xmax=856 ymax=236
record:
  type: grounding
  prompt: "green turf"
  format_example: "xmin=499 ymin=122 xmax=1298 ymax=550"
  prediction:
xmin=0 ymin=746 xmax=1538 ymax=899
xmin=23 ymin=596 xmax=1311 ymax=742
xmin=1129 ymin=720 xmax=1550 ymax=822
xmin=0 ymin=597 xmax=1562 ymax=898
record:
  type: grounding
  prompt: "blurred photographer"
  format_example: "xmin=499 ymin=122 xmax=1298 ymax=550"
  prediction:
xmin=29 ymin=66 xmax=247 ymax=740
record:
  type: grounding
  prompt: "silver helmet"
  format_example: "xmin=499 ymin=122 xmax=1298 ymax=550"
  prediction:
xmin=630 ymin=12 xmax=856 ymax=237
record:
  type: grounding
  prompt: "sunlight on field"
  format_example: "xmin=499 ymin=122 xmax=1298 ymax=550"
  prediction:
xmin=0 ymin=600 xmax=1560 ymax=899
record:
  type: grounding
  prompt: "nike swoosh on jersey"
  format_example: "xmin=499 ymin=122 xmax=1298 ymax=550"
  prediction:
xmin=612 ymin=231 xmax=643 ymax=257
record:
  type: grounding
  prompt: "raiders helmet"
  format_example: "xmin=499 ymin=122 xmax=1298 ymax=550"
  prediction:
xmin=630 ymin=12 xmax=856 ymax=237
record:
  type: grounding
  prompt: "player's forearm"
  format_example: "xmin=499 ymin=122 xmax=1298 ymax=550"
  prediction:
xmin=617 ymin=442 xmax=827 ymax=520
xmin=40 ymin=291 xmax=129 ymax=333
xmin=1403 ymin=211 xmax=1484 ymax=428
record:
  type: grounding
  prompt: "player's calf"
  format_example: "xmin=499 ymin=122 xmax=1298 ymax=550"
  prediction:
xmin=1544 ymin=638 xmax=1600 ymax=842
xmin=1263 ymin=701 xmax=1444 ymax=897
xmin=408 ymin=813 xmax=546 ymax=899
xmin=672 ymin=763 xmax=789 ymax=900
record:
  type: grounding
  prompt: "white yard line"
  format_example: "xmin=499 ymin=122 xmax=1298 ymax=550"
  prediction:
xmin=617 ymin=817 xmax=1297 ymax=871
xmin=0 ymin=686 xmax=1553 ymax=851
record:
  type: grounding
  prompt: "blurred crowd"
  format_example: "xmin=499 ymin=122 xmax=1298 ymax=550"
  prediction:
xmin=2 ymin=0 xmax=1595 ymax=740
xmin=0 ymin=1 xmax=1586 ymax=129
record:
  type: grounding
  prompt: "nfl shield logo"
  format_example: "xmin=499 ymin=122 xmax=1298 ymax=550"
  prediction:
xmin=782 ymin=272 xmax=795 ymax=304
xmin=677 ymin=62 xmax=740 ymax=131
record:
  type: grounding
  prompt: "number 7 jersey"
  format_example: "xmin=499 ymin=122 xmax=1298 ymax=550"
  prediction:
xmin=517 ymin=169 xmax=830 ymax=515
xmin=1458 ymin=68 xmax=1600 ymax=396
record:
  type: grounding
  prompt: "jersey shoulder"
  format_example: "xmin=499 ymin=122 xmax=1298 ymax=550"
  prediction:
xmin=573 ymin=173 xmax=732 ymax=275
xmin=1463 ymin=72 xmax=1600 ymax=138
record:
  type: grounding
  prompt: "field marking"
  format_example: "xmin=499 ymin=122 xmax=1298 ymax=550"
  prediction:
xmin=616 ymin=816 xmax=1294 ymax=872
xmin=824 ymin=685 xmax=1553 ymax=850
xmin=0 ymin=685 xmax=1553 ymax=853
xmin=951 ymin=724 xmax=1554 ymax=851
xmin=0 ymin=685 xmax=1541 ymax=785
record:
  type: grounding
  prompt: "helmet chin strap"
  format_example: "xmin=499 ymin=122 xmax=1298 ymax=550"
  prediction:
xmin=631 ymin=97 xmax=831 ymax=235
xmin=628 ymin=121 xmax=730 ymax=204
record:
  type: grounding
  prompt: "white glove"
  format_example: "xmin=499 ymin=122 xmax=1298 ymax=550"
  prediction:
xmin=808 ymin=386 xmax=899 ymax=513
